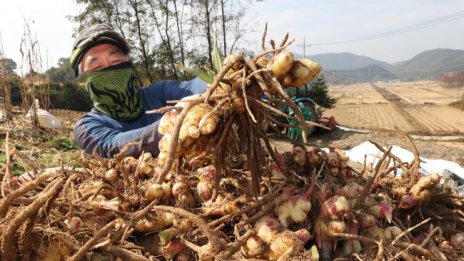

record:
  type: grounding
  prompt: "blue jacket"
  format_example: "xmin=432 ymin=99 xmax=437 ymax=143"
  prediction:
xmin=73 ymin=78 xmax=207 ymax=158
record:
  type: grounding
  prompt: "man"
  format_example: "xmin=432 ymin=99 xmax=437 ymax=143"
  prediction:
xmin=70 ymin=24 xmax=206 ymax=158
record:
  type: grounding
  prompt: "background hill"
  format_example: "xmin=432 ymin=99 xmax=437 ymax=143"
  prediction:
xmin=307 ymin=52 xmax=393 ymax=71
xmin=305 ymin=49 xmax=464 ymax=84
xmin=324 ymin=65 xmax=397 ymax=84
xmin=392 ymin=49 xmax=464 ymax=80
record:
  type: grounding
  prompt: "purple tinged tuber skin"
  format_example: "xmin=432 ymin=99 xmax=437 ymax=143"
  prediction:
xmin=196 ymin=181 xmax=213 ymax=202
xmin=194 ymin=168 xmax=224 ymax=204
xmin=317 ymin=183 xmax=333 ymax=205
xmin=399 ymin=173 xmax=441 ymax=209
xmin=321 ymin=195 xmax=350 ymax=220
xmin=65 ymin=216 xmax=84 ymax=233
xmin=243 ymin=235 xmax=267 ymax=258
xmin=366 ymin=196 xmax=393 ymax=223
xmin=255 ymin=216 xmax=282 ymax=244
xmin=343 ymin=220 xmax=362 ymax=255
xmin=336 ymin=182 xmax=364 ymax=199
xmin=162 ymin=239 xmax=184 ymax=260
xmin=268 ymin=162 xmax=286 ymax=180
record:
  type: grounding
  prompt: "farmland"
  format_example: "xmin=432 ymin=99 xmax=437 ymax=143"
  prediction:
xmin=325 ymin=81 xmax=464 ymax=135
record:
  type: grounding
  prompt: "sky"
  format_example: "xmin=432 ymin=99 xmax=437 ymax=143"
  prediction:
xmin=248 ymin=0 xmax=464 ymax=63
xmin=1 ymin=0 xmax=464 ymax=72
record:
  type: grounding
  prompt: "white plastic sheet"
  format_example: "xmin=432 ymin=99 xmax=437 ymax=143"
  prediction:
xmin=25 ymin=99 xmax=61 ymax=129
xmin=345 ymin=141 xmax=464 ymax=181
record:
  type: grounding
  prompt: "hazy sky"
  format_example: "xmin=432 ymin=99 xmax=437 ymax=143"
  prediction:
xmin=1 ymin=0 xmax=464 ymax=72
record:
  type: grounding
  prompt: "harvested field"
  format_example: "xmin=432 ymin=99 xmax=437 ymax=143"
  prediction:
xmin=378 ymin=81 xmax=462 ymax=105
xmin=329 ymin=83 xmax=389 ymax=104
xmin=404 ymin=106 xmax=464 ymax=134
xmin=327 ymin=81 xmax=464 ymax=135
xmin=324 ymin=104 xmax=415 ymax=132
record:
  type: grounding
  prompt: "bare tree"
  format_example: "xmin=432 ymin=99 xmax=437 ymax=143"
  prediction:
xmin=72 ymin=0 xmax=264 ymax=83
xmin=128 ymin=0 xmax=154 ymax=84
xmin=0 ymin=32 xmax=12 ymax=120
xmin=146 ymin=0 xmax=179 ymax=80
xmin=172 ymin=0 xmax=186 ymax=66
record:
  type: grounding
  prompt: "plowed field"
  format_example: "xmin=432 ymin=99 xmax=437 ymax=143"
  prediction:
xmin=404 ymin=106 xmax=464 ymax=134
xmin=377 ymin=81 xmax=462 ymax=105
xmin=329 ymin=83 xmax=389 ymax=104
xmin=324 ymin=104 xmax=415 ymax=132
xmin=325 ymin=81 xmax=464 ymax=135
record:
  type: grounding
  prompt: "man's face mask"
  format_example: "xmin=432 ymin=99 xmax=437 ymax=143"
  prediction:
xmin=78 ymin=61 xmax=143 ymax=121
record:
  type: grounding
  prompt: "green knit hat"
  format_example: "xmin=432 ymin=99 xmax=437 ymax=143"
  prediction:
xmin=70 ymin=24 xmax=130 ymax=78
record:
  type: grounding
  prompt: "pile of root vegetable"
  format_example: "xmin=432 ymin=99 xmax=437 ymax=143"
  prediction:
xmin=2 ymin=29 xmax=464 ymax=261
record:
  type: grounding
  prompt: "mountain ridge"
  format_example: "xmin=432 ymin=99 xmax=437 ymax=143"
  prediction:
xmin=302 ymin=48 xmax=464 ymax=83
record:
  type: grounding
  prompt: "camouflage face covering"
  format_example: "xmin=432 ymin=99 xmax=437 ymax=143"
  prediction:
xmin=78 ymin=61 xmax=143 ymax=121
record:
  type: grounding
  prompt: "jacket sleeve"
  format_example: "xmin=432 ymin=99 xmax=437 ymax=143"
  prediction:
xmin=73 ymin=115 xmax=163 ymax=158
xmin=154 ymin=77 xmax=207 ymax=106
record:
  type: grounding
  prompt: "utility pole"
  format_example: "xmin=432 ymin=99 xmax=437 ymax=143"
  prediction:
xmin=297 ymin=37 xmax=312 ymax=96
xmin=297 ymin=37 xmax=311 ymax=59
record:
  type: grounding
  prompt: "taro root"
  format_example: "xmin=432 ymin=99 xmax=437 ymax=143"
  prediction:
xmin=255 ymin=216 xmax=282 ymax=244
xmin=321 ymin=195 xmax=350 ymax=220
xmin=266 ymin=229 xmax=311 ymax=260
xmin=400 ymin=173 xmax=441 ymax=208
xmin=282 ymin=59 xmax=321 ymax=87
xmin=134 ymin=212 xmax=175 ymax=233
xmin=159 ymin=109 xmax=179 ymax=135
xmin=276 ymin=187 xmax=312 ymax=228
xmin=267 ymin=51 xmax=294 ymax=80
xmin=196 ymin=165 xmax=216 ymax=202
